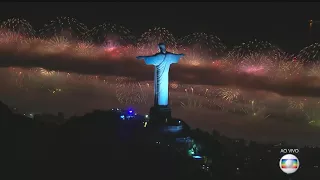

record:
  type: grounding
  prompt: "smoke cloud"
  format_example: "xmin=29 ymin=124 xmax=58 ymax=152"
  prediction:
xmin=1 ymin=50 xmax=320 ymax=98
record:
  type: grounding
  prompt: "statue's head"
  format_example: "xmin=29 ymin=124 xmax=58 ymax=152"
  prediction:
xmin=158 ymin=43 xmax=166 ymax=53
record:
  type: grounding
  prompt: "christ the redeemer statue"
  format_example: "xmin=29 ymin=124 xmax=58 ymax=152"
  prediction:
xmin=137 ymin=43 xmax=184 ymax=121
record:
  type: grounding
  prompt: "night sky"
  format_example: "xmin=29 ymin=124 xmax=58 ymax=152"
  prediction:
xmin=0 ymin=2 xmax=319 ymax=53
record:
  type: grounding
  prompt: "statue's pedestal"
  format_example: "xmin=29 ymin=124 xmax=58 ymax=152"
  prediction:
xmin=149 ymin=105 xmax=172 ymax=124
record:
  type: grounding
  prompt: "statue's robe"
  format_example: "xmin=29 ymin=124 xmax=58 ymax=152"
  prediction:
xmin=142 ymin=52 xmax=183 ymax=106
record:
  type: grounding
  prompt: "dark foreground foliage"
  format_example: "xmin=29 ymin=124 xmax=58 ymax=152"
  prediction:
xmin=1 ymin=103 xmax=210 ymax=180
xmin=1 ymin=101 xmax=319 ymax=180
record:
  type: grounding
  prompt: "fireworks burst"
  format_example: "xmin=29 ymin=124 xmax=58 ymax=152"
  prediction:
xmin=273 ymin=52 xmax=303 ymax=79
xmin=85 ymin=22 xmax=135 ymax=45
xmin=217 ymin=87 xmax=241 ymax=103
xmin=238 ymin=53 xmax=274 ymax=75
xmin=102 ymin=39 xmax=120 ymax=52
xmin=304 ymin=106 xmax=320 ymax=126
xmin=137 ymin=27 xmax=177 ymax=55
xmin=115 ymin=77 xmax=149 ymax=105
xmin=180 ymin=49 xmax=205 ymax=66
xmin=170 ymin=81 xmax=180 ymax=89
xmin=212 ymin=57 xmax=236 ymax=72
xmin=0 ymin=18 xmax=35 ymax=37
xmin=179 ymin=86 xmax=227 ymax=111
xmin=48 ymin=88 xmax=62 ymax=94
xmin=241 ymin=99 xmax=269 ymax=119
xmin=298 ymin=43 xmax=320 ymax=62
xmin=38 ymin=68 xmax=56 ymax=77
xmin=288 ymin=97 xmax=307 ymax=110
xmin=180 ymin=87 xmax=205 ymax=109
xmin=0 ymin=31 xmax=23 ymax=44
xmin=119 ymin=44 xmax=137 ymax=57
xmin=20 ymin=36 xmax=36 ymax=46
xmin=45 ymin=36 xmax=71 ymax=53
xmin=7 ymin=67 xmax=30 ymax=90
xmin=178 ymin=32 xmax=226 ymax=58
xmin=18 ymin=37 xmax=46 ymax=54
xmin=229 ymin=39 xmax=282 ymax=58
xmin=307 ymin=61 xmax=320 ymax=77
xmin=39 ymin=17 xmax=88 ymax=40
xmin=74 ymin=41 xmax=95 ymax=56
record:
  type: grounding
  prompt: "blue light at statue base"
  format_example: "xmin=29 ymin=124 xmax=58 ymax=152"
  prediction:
xmin=192 ymin=155 xmax=202 ymax=159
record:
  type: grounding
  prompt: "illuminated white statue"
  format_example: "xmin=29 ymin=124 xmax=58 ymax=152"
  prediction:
xmin=137 ymin=43 xmax=184 ymax=107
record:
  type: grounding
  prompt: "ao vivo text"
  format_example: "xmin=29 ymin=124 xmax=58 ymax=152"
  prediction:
xmin=280 ymin=149 xmax=300 ymax=154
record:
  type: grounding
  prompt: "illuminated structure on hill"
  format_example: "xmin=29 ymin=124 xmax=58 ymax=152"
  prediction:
xmin=137 ymin=43 xmax=184 ymax=121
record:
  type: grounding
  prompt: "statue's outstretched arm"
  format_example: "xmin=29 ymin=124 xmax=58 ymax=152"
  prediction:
xmin=172 ymin=53 xmax=185 ymax=57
